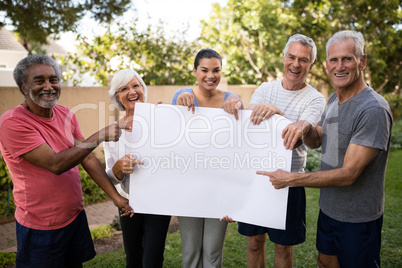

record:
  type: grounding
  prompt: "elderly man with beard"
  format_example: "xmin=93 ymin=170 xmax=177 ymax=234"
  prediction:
xmin=0 ymin=54 xmax=133 ymax=268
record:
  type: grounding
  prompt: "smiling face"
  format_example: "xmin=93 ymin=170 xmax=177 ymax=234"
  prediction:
xmin=116 ymin=76 xmax=144 ymax=112
xmin=282 ymin=42 xmax=315 ymax=90
xmin=22 ymin=64 xmax=61 ymax=112
xmin=193 ymin=57 xmax=222 ymax=92
xmin=326 ymin=38 xmax=366 ymax=91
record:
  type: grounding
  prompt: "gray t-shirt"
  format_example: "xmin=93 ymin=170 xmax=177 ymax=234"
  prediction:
xmin=318 ymin=87 xmax=392 ymax=223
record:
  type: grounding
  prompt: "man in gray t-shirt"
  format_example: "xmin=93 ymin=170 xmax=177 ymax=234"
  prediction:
xmin=319 ymin=87 xmax=391 ymax=223
xmin=259 ymin=31 xmax=392 ymax=268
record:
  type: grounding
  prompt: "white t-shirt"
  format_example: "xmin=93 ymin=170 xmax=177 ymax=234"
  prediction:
xmin=250 ymin=80 xmax=325 ymax=172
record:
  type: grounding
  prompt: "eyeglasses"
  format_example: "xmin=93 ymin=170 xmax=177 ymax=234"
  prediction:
xmin=116 ymin=83 xmax=142 ymax=94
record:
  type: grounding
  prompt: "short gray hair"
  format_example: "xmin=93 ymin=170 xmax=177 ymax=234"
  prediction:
xmin=108 ymin=69 xmax=148 ymax=111
xmin=283 ymin=34 xmax=317 ymax=63
xmin=13 ymin=54 xmax=61 ymax=95
xmin=326 ymin=30 xmax=365 ymax=59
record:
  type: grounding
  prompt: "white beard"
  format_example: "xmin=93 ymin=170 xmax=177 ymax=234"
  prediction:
xmin=28 ymin=88 xmax=59 ymax=108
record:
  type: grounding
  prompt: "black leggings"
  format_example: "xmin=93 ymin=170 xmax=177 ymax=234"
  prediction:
xmin=119 ymin=209 xmax=171 ymax=268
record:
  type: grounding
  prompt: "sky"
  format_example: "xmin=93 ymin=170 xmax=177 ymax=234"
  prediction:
xmin=58 ymin=0 xmax=228 ymax=52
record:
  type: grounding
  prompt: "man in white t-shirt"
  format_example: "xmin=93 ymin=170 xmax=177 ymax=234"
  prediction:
xmin=223 ymin=34 xmax=325 ymax=267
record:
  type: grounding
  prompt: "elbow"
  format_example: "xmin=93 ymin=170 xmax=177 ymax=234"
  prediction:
xmin=303 ymin=134 xmax=321 ymax=149
xmin=341 ymin=179 xmax=356 ymax=187
xmin=307 ymin=141 xmax=321 ymax=149
xmin=305 ymin=139 xmax=321 ymax=149
xmin=49 ymin=167 xmax=68 ymax=175
xmin=52 ymin=170 xmax=62 ymax=175
xmin=340 ymin=169 xmax=361 ymax=186
xmin=303 ymin=125 xmax=322 ymax=149
xmin=48 ymin=162 xmax=71 ymax=175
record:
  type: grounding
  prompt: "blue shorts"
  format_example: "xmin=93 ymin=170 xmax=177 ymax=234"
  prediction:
xmin=16 ymin=209 xmax=96 ymax=267
xmin=238 ymin=187 xmax=306 ymax=246
xmin=316 ymin=210 xmax=383 ymax=268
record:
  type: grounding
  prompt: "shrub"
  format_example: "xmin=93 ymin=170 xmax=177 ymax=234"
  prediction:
xmin=111 ymin=215 xmax=121 ymax=231
xmin=0 ymin=252 xmax=16 ymax=267
xmin=390 ymin=119 xmax=402 ymax=151
xmin=91 ymin=224 xmax=114 ymax=240
xmin=305 ymin=148 xmax=321 ymax=172
xmin=79 ymin=164 xmax=108 ymax=205
xmin=384 ymin=93 xmax=402 ymax=121
xmin=384 ymin=94 xmax=402 ymax=151
xmin=0 ymin=158 xmax=15 ymax=217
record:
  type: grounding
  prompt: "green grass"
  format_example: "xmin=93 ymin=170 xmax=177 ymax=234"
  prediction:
xmin=84 ymin=248 xmax=126 ymax=267
xmin=381 ymin=149 xmax=402 ymax=267
xmin=82 ymin=150 xmax=400 ymax=267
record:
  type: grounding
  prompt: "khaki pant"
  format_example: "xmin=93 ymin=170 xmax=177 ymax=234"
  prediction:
xmin=178 ymin=216 xmax=228 ymax=268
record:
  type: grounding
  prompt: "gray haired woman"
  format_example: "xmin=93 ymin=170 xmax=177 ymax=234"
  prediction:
xmin=104 ymin=68 xmax=171 ymax=267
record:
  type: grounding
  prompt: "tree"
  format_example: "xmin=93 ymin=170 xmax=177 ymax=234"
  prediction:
xmin=0 ymin=0 xmax=131 ymax=49
xmin=289 ymin=0 xmax=401 ymax=94
xmin=200 ymin=0 xmax=291 ymax=85
xmin=60 ymin=20 xmax=200 ymax=86
xmin=201 ymin=0 xmax=401 ymax=95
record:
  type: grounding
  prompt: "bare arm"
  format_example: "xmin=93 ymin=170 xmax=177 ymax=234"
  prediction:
xmin=21 ymin=123 xmax=128 ymax=175
xmin=260 ymin=143 xmax=379 ymax=189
